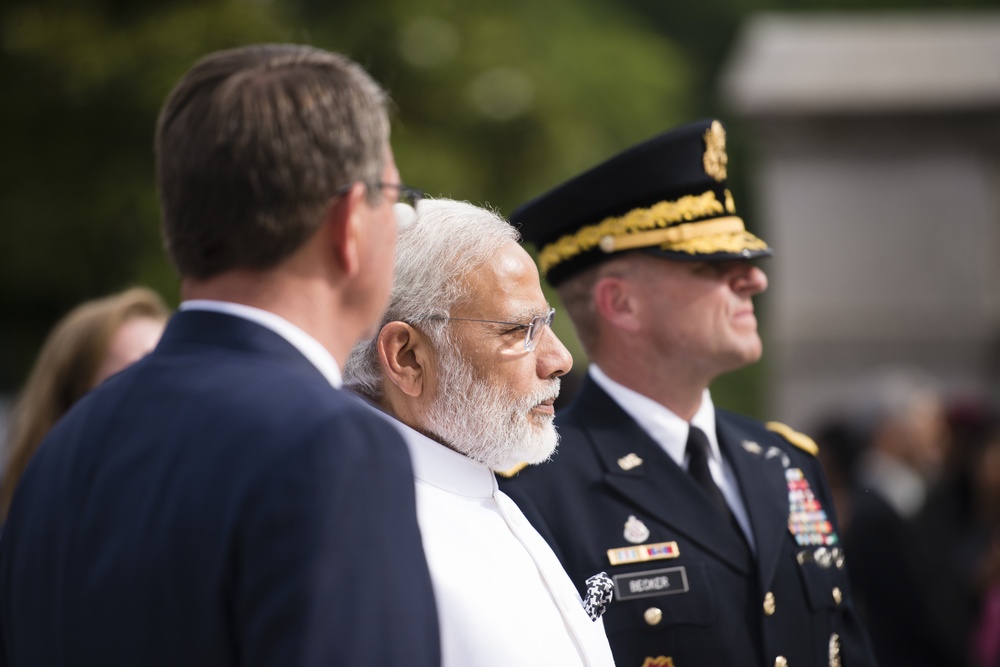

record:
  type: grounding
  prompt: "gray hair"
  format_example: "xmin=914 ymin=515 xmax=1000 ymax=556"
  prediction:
xmin=344 ymin=198 xmax=520 ymax=400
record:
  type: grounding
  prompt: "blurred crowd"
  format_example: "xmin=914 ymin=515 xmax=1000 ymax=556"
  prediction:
xmin=813 ymin=367 xmax=1000 ymax=667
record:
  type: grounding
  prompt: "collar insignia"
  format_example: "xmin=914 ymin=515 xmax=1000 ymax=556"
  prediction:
xmin=618 ymin=452 xmax=643 ymax=470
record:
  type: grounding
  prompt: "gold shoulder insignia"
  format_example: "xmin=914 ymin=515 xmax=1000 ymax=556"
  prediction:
xmin=765 ymin=421 xmax=819 ymax=456
xmin=496 ymin=461 xmax=529 ymax=478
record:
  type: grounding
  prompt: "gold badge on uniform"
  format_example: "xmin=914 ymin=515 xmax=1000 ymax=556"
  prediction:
xmin=607 ymin=541 xmax=679 ymax=566
xmin=618 ymin=452 xmax=643 ymax=470
xmin=624 ymin=515 xmax=650 ymax=544
xmin=642 ymin=657 xmax=676 ymax=667
xmin=741 ymin=440 xmax=763 ymax=455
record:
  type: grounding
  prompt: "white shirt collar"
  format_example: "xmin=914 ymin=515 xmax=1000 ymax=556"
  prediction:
xmin=388 ymin=416 xmax=497 ymax=499
xmin=588 ymin=364 xmax=720 ymax=466
xmin=179 ymin=300 xmax=343 ymax=388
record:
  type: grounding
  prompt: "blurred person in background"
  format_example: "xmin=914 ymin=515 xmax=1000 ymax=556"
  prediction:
xmin=844 ymin=367 xmax=972 ymax=667
xmin=955 ymin=414 xmax=1000 ymax=667
xmin=0 ymin=286 xmax=169 ymax=521
xmin=0 ymin=44 xmax=440 ymax=666
xmin=344 ymin=198 xmax=615 ymax=667
xmin=501 ymin=118 xmax=877 ymax=667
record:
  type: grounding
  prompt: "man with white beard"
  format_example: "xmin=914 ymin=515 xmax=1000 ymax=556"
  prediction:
xmin=345 ymin=198 xmax=616 ymax=667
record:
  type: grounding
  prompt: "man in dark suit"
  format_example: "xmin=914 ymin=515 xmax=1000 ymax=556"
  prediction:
xmin=500 ymin=119 xmax=877 ymax=667
xmin=0 ymin=45 xmax=440 ymax=666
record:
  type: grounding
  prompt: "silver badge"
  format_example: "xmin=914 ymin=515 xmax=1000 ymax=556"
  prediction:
xmin=742 ymin=440 xmax=763 ymax=455
xmin=624 ymin=515 xmax=651 ymax=544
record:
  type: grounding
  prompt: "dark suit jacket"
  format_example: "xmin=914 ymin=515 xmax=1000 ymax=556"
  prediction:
xmin=0 ymin=310 xmax=440 ymax=666
xmin=501 ymin=377 xmax=876 ymax=667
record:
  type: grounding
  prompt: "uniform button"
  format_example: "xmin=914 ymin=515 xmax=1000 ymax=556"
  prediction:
xmin=832 ymin=587 xmax=843 ymax=605
xmin=763 ymin=591 xmax=776 ymax=616
xmin=774 ymin=656 xmax=788 ymax=667
xmin=644 ymin=607 xmax=663 ymax=625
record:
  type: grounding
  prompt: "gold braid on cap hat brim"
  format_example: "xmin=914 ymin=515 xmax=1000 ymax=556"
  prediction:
xmin=536 ymin=189 xmax=769 ymax=274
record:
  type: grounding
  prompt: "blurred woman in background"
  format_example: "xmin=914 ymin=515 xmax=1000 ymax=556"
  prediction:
xmin=0 ymin=286 xmax=169 ymax=520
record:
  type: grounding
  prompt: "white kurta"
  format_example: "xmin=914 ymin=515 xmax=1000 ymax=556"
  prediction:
xmin=396 ymin=422 xmax=617 ymax=667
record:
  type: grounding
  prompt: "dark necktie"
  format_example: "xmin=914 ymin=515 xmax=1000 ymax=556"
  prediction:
xmin=685 ymin=425 xmax=734 ymax=520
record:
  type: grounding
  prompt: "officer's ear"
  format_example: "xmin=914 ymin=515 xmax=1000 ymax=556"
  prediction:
xmin=593 ymin=275 xmax=643 ymax=334
xmin=377 ymin=321 xmax=430 ymax=398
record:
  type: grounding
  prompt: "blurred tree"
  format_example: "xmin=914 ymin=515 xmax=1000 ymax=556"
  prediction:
xmin=0 ymin=0 xmax=292 ymax=390
xmin=5 ymin=0 xmax=991 ymax=413
xmin=0 ymin=0 xmax=691 ymax=394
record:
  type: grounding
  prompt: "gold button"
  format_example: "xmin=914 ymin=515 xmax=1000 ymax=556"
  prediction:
xmin=774 ymin=657 xmax=788 ymax=667
xmin=763 ymin=591 xmax=776 ymax=616
xmin=832 ymin=587 xmax=843 ymax=605
xmin=643 ymin=607 xmax=663 ymax=626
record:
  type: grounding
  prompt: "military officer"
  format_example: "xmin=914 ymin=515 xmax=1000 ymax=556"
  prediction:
xmin=499 ymin=118 xmax=878 ymax=667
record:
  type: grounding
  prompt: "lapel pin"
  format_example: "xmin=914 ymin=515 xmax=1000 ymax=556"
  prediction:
xmin=618 ymin=453 xmax=643 ymax=470
xmin=741 ymin=440 xmax=763 ymax=455
xmin=583 ymin=572 xmax=614 ymax=620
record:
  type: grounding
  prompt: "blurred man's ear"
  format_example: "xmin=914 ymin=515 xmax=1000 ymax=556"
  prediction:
xmin=377 ymin=321 xmax=428 ymax=398
xmin=324 ymin=182 xmax=366 ymax=279
xmin=593 ymin=275 xmax=643 ymax=334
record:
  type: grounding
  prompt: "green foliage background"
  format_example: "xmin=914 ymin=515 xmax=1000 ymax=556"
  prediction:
xmin=2 ymin=0 xmax=995 ymax=415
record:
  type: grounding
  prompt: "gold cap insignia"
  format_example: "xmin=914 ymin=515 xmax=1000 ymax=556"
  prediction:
xmin=703 ymin=120 xmax=728 ymax=182
xmin=618 ymin=452 xmax=643 ymax=470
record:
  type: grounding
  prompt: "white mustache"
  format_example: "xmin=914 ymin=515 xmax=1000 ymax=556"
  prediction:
xmin=525 ymin=378 xmax=561 ymax=411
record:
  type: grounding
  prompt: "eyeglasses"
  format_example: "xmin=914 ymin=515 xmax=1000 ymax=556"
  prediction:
xmin=377 ymin=182 xmax=424 ymax=208
xmin=332 ymin=181 xmax=425 ymax=230
xmin=423 ymin=307 xmax=556 ymax=352
xmin=333 ymin=181 xmax=425 ymax=208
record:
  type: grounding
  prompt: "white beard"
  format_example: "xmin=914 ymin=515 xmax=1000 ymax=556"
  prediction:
xmin=422 ymin=341 xmax=561 ymax=472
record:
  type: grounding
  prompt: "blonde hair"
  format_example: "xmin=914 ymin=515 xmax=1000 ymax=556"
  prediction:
xmin=1 ymin=287 xmax=170 ymax=519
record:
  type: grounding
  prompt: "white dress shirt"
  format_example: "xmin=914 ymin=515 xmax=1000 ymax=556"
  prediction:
xmin=179 ymin=300 xmax=343 ymax=388
xmin=394 ymin=420 xmax=617 ymax=667
xmin=589 ymin=364 xmax=756 ymax=551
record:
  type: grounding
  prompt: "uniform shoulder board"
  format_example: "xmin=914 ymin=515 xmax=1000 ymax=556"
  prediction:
xmin=496 ymin=461 xmax=529 ymax=478
xmin=765 ymin=421 xmax=819 ymax=456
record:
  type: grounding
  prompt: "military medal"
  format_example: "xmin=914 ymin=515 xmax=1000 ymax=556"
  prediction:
xmin=786 ymin=467 xmax=838 ymax=546
xmin=623 ymin=515 xmax=650 ymax=544
xmin=607 ymin=541 xmax=679 ymax=566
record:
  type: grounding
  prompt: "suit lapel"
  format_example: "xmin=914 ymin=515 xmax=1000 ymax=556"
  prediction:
xmin=570 ymin=379 xmax=751 ymax=574
xmin=716 ymin=415 xmax=790 ymax=589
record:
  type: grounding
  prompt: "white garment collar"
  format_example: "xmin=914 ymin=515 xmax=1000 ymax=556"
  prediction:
xmin=390 ymin=417 xmax=497 ymax=499
xmin=179 ymin=300 xmax=343 ymax=388
xmin=588 ymin=364 xmax=719 ymax=466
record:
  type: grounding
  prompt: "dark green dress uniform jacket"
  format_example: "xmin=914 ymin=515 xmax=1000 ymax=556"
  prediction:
xmin=500 ymin=377 xmax=878 ymax=667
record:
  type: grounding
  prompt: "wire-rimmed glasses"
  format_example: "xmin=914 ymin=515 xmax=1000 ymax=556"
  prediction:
xmin=422 ymin=307 xmax=556 ymax=352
